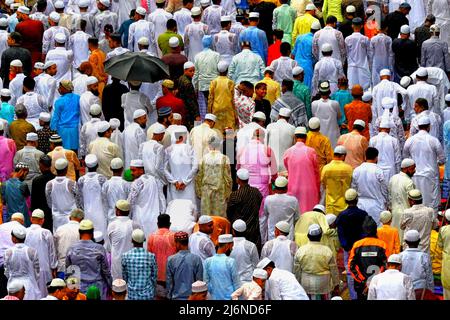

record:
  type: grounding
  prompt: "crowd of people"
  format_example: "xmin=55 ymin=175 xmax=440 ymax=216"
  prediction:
xmin=0 ymin=0 xmax=449 ymax=301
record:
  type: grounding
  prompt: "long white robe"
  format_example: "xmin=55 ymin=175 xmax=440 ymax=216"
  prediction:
xmin=148 ymin=9 xmax=173 ymax=56
xmin=128 ymin=19 xmax=157 ymax=54
xmin=311 ymin=56 xmax=344 ymax=96
xmin=0 ymin=30 xmax=8 ymax=69
xmin=270 ymin=56 xmax=298 ymax=84
xmin=45 ymin=47 xmax=74 ymax=82
xmin=118 ymin=0 xmax=140 ymax=26
xmin=8 ymin=73 xmax=25 ymax=106
xmin=45 ymin=177 xmax=78 ymax=233
xmin=371 ymin=79 xmax=407 ymax=121
xmin=94 ymin=10 xmax=118 ymax=39
xmin=345 ymin=32 xmax=371 ymax=91
xmin=265 ymin=268 xmax=309 ymax=300
xmin=404 ymin=0 xmax=426 ymax=33
xmin=368 ymin=269 xmax=416 ymax=300
xmin=16 ymin=92 xmax=48 ymax=129
xmin=266 ymin=119 xmax=295 ymax=173
xmin=107 ymin=216 xmax=134 ymax=280
xmin=406 ymin=81 xmax=439 ymax=122
xmin=403 ymin=130 xmax=445 ymax=211
xmin=35 ymin=73 xmax=57 ymax=108
xmin=213 ymin=30 xmax=238 ymax=65
xmin=428 ymin=0 xmax=450 ymax=50
xmin=184 ymin=21 xmax=210 ymax=62
xmin=121 ymin=90 xmax=152 ymax=128
xmin=79 ymin=118 xmax=101 ymax=157
xmin=79 ymin=91 xmax=101 ymax=126
xmin=369 ymin=33 xmax=394 ymax=87
xmin=123 ymin=122 xmax=146 ymax=169
xmin=201 ymin=5 xmax=225 ymax=35
xmin=236 ymin=122 xmax=266 ymax=159
xmin=264 ymin=193 xmax=299 ymax=241
xmin=69 ymin=31 xmax=91 ymax=69
xmin=230 ymin=237 xmax=259 ymax=283
xmin=102 ymin=176 xmax=131 ymax=223
xmin=261 ymin=236 xmax=296 ymax=273
xmin=351 ymin=162 xmax=389 ymax=225
xmin=312 ymin=26 xmax=346 ymax=63
xmin=311 ymin=98 xmax=341 ymax=148
xmin=53 ymin=221 xmax=79 ymax=272
xmin=369 ymin=132 xmax=401 ymax=184
xmin=42 ymin=26 xmax=71 ymax=54
xmin=173 ymin=8 xmax=192 ymax=37
xmin=409 ymin=110 xmax=442 ymax=142
xmin=70 ymin=12 xmax=95 ymax=35
xmin=389 ymin=172 xmax=415 ymax=241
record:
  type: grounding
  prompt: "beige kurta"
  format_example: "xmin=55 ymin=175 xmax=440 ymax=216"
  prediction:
xmin=88 ymin=137 xmax=122 ymax=178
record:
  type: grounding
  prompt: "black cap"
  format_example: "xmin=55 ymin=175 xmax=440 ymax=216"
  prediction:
xmin=399 ymin=2 xmax=411 ymax=9
xmin=352 ymin=17 xmax=363 ymax=25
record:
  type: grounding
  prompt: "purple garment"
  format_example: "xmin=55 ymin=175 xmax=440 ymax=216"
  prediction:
xmin=0 ymin=136 xmax=16 ymax=182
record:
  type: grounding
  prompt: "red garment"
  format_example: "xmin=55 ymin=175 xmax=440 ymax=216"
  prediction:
xmin=147 ymin=228 xmax=176 ymax=282
xmin=364 ymin=21 xmax=379 ymax=39
xmin=156 ymin=92 xmax=186 ymax=122
xmin=15 ymin=18 xmax=44 ymax=66
xmin=267 ymin=40 xmax=282 ymax=66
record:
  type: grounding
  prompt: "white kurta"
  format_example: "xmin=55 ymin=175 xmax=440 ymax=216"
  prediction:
xmin=72 ymin=74 xmax=89 ymax=96
xmin=188 ymin=231 xmax=216 ymax=261
xmin=16 ymin=92 xmax=47 ymax=129
xmin=46 ymin=177 xmax=78 ymax=233
xmin=265 ymin=267 xmax=309 ymax=300
xmin=406 ymin=81 xmax=439 ymax=122
xmin=123 ymin=122 xmax=146 ymax=169
xmin=230 ymin=237 xmax=259 ymax=283
xmin=369 ymin=33 xmax=394 ymax=87
xmin=70 ymin=12 xmax=95 ymax=35
xmin=79 ymin=118 xmax=101 ymax=157
xmin=118 ymin=0 xmax=139 ymax=25
xmin=148 ymin=9 xmax=173 ymax=56
xmin=45 ymin=47 xmax=74 ymax=82
xmin=264 ymin=193 xmax=299 ymax=241
xmin=25 ymin=224 xmax=57 ymax=298
xmin=69 ymin=31 xmax=91 ymax=69
xmin=173 ymin=8 xmax=192 ymax=37
xmin=371 ymin=79 xmax=407 ymax=121
xmin=351 ymin=162 xmax=388 ymax=225
xmin=128 ymin=19 xmax=157 ymax=54
xmin=8 ymin=73 xmax=25 ymax=106
xmin=345 ymin=32 xmax=371 ymax=90
xmin=311 ymin=57 xmax=344 ymax=96
xmin=121 ymin=90 xmax=152 ymax=128
xmin=312 ymin=26 xmax=346 ymax=63
xmin=311 ymin=98 xmax=341 ymax=148
xmin=368 ymin=269 xmax=416 ymax=300
xmin=107 ymin=216 xmax=134 ymax=280
xmin=409 ymin=110 xmax=442 ymax=141
xmin=54 ymin=221 xmax=80 ymax=272
xmin=428 ymin=0 xmax=450 ymax=50
xmin=102 ymin=176 xmax=131 ymax=223
xmin=403 ymin=130 xmax=445 ymax=211
xmin=164 ymin=143 xmax=198 ymax=207
xmin=190 ymin=123 xmax=220 ymax=163
xmin=94 ymin=10 xmax=118 ymax=39
xmin=213 ymin=30 xmax=238 ymax=65
xmin=201 ymin=5 xmax=225 ymax=35
xmin=42 ymin=26 xmax=71 ymax=54
xmin=266 ymin=119 xmax=295 ymax=173
xmin=166 ymin=199 xmax=197 ymax=235
xmin=261 ymin=236 xmax=295 ymax=272
xmin=404 ymin=0 xmax=426 ymax=33
xmin=369 ymin=132 xmax=402 ymax=183
xmin=79 ymin=91 xmax=101 ymax=125
xmin=0 ymin=30 xmax=8 ymax=69
xmin=411 ymin=67 xmax=450 ymax=114
xmin=35 ymin=73 xmax=57 ymax=108
xmin=270 ymin=56 xmax=298 ymax=84
xmin=184 ymin=21 xmax=210 ymax=62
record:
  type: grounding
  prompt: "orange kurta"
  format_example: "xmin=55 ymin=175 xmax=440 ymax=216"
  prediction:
xmin=193 ymin=216 xmax=231 ymax=246
xmin=377 ymin=224 xmax=400 ymax=257
xmin=89 ymin=48 xmax=107 ymax=98
xmin=344 ymin=100 xmax=372 ymax=140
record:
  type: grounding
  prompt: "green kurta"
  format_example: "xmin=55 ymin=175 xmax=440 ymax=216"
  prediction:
xmin=272 ymin=4 xmax=297 ymax=44
xmin=322 ymin=0 xmax=344 ymax=22
xmin=157 ymin=31 xmax=184 ymax=56
xmin=293 ymin=80 xmax=312 ymax=120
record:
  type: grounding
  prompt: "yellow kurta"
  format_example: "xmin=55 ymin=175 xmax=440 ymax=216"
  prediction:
xmin=48 ymin=147 xmax=81 ymax=181
xmin=306 ymin=131 xmax=333 ymax=173
xmin=438 ymin=225 xmax=450 ymax=298
xmin=321 ymin=159 xmax=353 ymax=215
xmin=208 ymin=76 xmax=236 ymax=133
xmin=292 ymin=13 xmax=320 ymax=45
xmin=294 ymin=210 xmax=330 ymax=247
xmin=431 ymin=229 xmax=442 ymax=275
xmin=88 ymin=137 xmax=122 ymax=178
xmin=322 ymin=228 xmax=340 ymax=258
xmin=256 ymin=77 xmax=281 ymax=104
xmin=322 ymin=0 xmax=344 ymax=22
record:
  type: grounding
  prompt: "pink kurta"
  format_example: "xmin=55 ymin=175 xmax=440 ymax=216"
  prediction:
xmin=283 ymin=141 xmax=320 ymax=213
xmin=0 ymin=136 xmax=16 ymax=182
xmin=147 ymin=228 xmax=176 ymax=282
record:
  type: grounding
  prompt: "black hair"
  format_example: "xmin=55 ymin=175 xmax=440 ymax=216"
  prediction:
xmin=280 ymin=42 xmax=291 ymax=55
xmin=23 ymin=76 xmax=35 ymax=91
xmin=362 ymin=216 xmax=378 ymax=237
xmin=166 ymin=19 xmax=177 ymax=30
xmin=273 ymin=29 xmax=284 ymax=40
xmin=415 ymin=98 xmax=429 ymax=110
xmin=282 ymin=79 xmax=294 ymax=91
xmin=39 ymin=155 xmax=52 ymax=167
xmin=37 ymin=0 xmax=47 ymax=11
xmin=255 ymin=82 xmax=267 ymax=90
xmin=129 ymin=9 xmax=136 ymax=17
xmin=365 ymin=147 xmax=378 ymax=160
xmin=9 ymin=32 xmax=22 ymax=44
xmin=157 ymin=213 xmax=171 ymax=228
xmin=221 ymin=20 xmax=231 ymax=28
xmin=88 ymin=37 xmax=99 ymax=45
xmin=307 ymin=232 xmax=322 ymax=242
xmin=353 ymin=124 xmax=364 ymax=132
xmin=183 ymin=0 xmax=194 ymax=5
xmin=240 ymin=80 xmax=254 ymax=90
xmin=326 ymin=15 xmax=337 ymax=24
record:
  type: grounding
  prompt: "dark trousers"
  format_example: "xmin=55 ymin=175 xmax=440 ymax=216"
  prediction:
xmin=354 ymin=281 xmax=368 ymax=300
xmin=0 ymin=265 xmax=7 ymax=298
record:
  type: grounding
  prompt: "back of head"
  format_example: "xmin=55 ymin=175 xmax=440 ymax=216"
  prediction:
xmin=282 ymin=79 xmax=294 ymax=91
xmin=157 ymin=213 xmax=171 ymax=228
xmin=362 ymin=216 xmax=378 ymax=237
xmin=326 ymin=15 xmax=337 ymax=25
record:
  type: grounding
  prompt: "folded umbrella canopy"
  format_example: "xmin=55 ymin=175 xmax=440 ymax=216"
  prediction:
xmin=104 ymin=52 xmax=170 ymax=83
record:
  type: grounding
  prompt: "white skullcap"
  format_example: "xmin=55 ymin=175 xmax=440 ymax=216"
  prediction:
xmin=379 ymin=118 xmax=391 ymax=129
xmin=313 ymin=204 xmax=325 ymax=212
xmin=292 ymin=66 xmax=304 ymax=76
xmin=11 ymin=212 xmax=25 ymax=221
xmin=279 ymin=107 xmax=292 ymax=118
xmin=381 ymin=97 xmax=395 ymax=109
xmin=217 ymin=60 xmax=229 ymax=73
xmin=0 ymin=88 xmax=11 ymax=97
xmin=89 ymin=103 xmax=102 ymax=116
xmin=274 ymin=176 xmax=288 ymax=188
xmin=96 ymin=121 xmax=110 ymax=133
xmin=109 ymin=118 xmax=120 ymax=129
xmin=78 ymin=0 xmax=90 ymax=7
xmin=275 ymin=221 xmax=290 ymax=234
xmin=308 ymin=223 xmax=322 ymax=236
xmin=86 ymin=76 xmax=98 ymax=85
xmin=55 ymin=158 xmax=68 ymax=170
xmin=232 ymin=219 xmax=246 ymax=232
xmin=249 ymin=12 xmax=260 ymax=18
xmin=380 ymin=69 xmax=391 ymax=77
xmin=34 ymin=62 xmax=45 ymax=70
xmin=430 ymin=24 xmax=440 ymax=33
xmin=205 ymin=113 xmax=217 ymax=122
xmin=172 ymin=113 xmax=182 ymax=120
xmin=44 ymin=61 xmax=57 ymax=69
xmin=110 ymin=158 xmax=123 ymax=170
xmin=26 ymin=132 xmax=38 ymax=141
xmin=130 ymin=159 xmax=144 ymax=167
xmin=99 ymin=0 xmax=111 ymax=6
xmin=380 ymin=210 xmax=392 ymax=224
xmin=334 ymin=145 xmax=346 ymax=155
xmin=253 ymin=111 xmax=266 ymax=120
xmin=184 ymin=61 xmax=195 ymax=69
xmin=112 ymin=279 xmax=127 ymax=293
xmin=136 ymin=6 xmax=147 ymax=15
xmin=404 ymin=229 xmax=420 ymax=242
xmin=407 ymin=189 xmax=422 ymax=201
xmin=305 ymin=3 xmax=316 ymax=10
xmin=31 ymin=209 xmax=45 ymax=219
xmin=295 ymin=126 xmax=307 ymax=135
xmin=133 ymin=109 xmax=147 ymax=119
xmin=94 ymin=231 xmax=103 ymax=242
xmin=257 ymin=257 xmax=272 ymax=269
xmin=445 ymin=94 xmax=450 ymax=102
xmin=346 ymin=5 xmax=356 ymax=13
xmin=353 ymin=119 xmax=365 ymax=128
xmin=5 ymin=0 xmax=13 ymax=5
xmin=264 ymin=66 xmax=274 ymax=74
xmin=54 ymin=0 xmax=64 ymax=8
xmin=445 ymin=209 xmax=450 ymax=221
xmin=387 ymin=254 xmax=402 ymax=264
xmin=49 ymin=278 xmax=66 ymax=288
xmin=54 ymin=33 xmax=67 ymax=43
xmin=191 ymin=7 xmax=202 ymax=15
xmin=416 ymin=67 xmax=428 ymax=77
xmin=220 ymin=15 xmax=231 ymax=22
xmin=400 ymin=24 xmax=410 ymax=34
xmin=152 ymin=123 xmax=166 ymax=134
xmin=362 ymin=92 xmax=372 ymax=102
xmin=12 ymin=226 xmax=26 ymax=240
xmin=191 ymin=281 xmax=208 ymax=293
xmin=132 ymin=229 xmax=145 ymax=243
xmin=201 ymin=0 xmax=210 ymax=5
xmin=400 ymin=76 xmax=412 ymax=88
xmin=253 ymin=268 xmax=268 ymax=280
xmin=438 ymin=210 xmax=444 ymax=217
xmin=138 ymin=37 xmax=149 ymax=45
xmin=345 ymin=188 xmax=358 ymax=201
xmin=17 ymin=6 xmax=30 ymax=14
xmin=309 ymin=117 xmax=320 ymax=130
xmin=417 ymin=115 xmax=431 ymax=126
xmin=169 ymin=36 xmax=180 ymax=48
xmin=321 ymin=43 xmax=333 ymax=52
xmin=400 ymin=158 xmax=415 ymax=169
xmin=0 ymin=122 xmax=4 ymax=131
xmin=218 ymin=234 xmax=233 ymax=243
xmin=198 ymin=215 xmax=213 ymax=224
xmin=326 ymin=214 xmax=336 ymax=225
xmin=331 ymin=296 xmax=343 ymax=300
xmin=10 ymin=59 xmax=23 ymax=67
xmin=311 ymin=20 xmax=321 ymax=30
xmin=7 ymin=280 xmax=24 ymax=294
xmin=236 ymin=168 xmax=249 ymax=180
xmin=0 ymin=18 xmax=7 ymax=27
xmin=85 ymin=154 xmax=98 ymax=168
xmin=116 ymin=199 xmax=130 ymax=211
xmin=48 ymin=11 xmax=61 ymax=23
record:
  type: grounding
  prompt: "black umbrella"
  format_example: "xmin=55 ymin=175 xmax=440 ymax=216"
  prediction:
xmin=104 ymin=52 xmax=170 ymax=83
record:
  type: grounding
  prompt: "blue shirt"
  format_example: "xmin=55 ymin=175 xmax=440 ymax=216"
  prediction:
xmin=50 ymin=93 xmax=80 ymax=130
xmin=118 ymin=18 xmax=134 ymax=48
xmin=204 ymin=254 xmax=240 ymax=300
xmin=1 ymin=178 xmax=29 ymax=226
xmin=0 ymin=102 xmax=15 ymax=124
xmin=239 ymin=26 xmax=269 ymax=65
xmin=122 ymin=247 xmax=157 ymax=300
xmin=166 ymin=250 xmax=203 ymax=300
xmin=331 ymin=89 xmax=353 ymax=126
xmin=335 ymin=206 xmax=368 ymax=252
xmin=292 ymin=33 xmax=315 ymax=88
xmin=8 ymin=13 xmax=18 ymax=32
